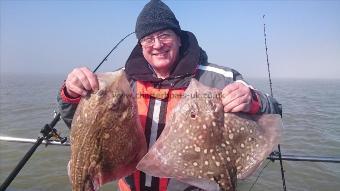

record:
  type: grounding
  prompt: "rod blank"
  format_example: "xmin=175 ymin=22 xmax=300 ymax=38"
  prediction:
xmin=0 ymin=136 xmax=70 ymax=146
xmin=268 ymin=154 xmax=340 ymax=163
xmin=2 ymin=136 xmax=340 ymax=163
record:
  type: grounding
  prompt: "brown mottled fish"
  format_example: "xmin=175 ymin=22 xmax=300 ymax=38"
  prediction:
xmin=68 ymin=70 xmax=147 ymax=191
xmin=137 ymin=79 xmax=281 ymax=191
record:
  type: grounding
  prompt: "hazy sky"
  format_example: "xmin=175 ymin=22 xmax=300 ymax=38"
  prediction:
xmin=1 ymin=0 xmax=339 ymax=79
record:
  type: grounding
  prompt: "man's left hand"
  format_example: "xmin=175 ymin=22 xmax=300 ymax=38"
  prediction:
xmin=222 ymin=82 xmax=252 ymax=113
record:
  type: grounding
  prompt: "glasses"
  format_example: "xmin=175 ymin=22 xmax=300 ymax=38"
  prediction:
xmin=140 ymin=32 xmax=174 ymax=47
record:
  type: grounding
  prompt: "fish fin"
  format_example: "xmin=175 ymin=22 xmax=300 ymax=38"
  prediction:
xmin=237 ymin=114 xmax=282 ymax=179
xmin=137 ymin=148 xmax=172 ymax=178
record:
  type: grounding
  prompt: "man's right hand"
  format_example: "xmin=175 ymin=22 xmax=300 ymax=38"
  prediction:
xmin=65 ymin=67 xmax=99 ymax=98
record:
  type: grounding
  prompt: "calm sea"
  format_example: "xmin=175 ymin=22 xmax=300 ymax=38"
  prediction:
xmin=1 ymin=73 xmax=339 ymax=191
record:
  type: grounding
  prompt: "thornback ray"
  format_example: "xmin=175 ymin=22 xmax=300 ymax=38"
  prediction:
xmin=137 ymin=79 xmax=282 ymax=191
xmin=68 ymin=70 xmax=147 ymax=191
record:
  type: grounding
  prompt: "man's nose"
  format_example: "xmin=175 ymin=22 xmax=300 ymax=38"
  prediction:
xmin=152 ymin=38 xmax=163 ymax=48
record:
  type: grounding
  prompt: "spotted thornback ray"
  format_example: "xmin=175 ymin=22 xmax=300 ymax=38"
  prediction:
xmin=69 ymin=70 xmax=147 ymax=191
xmin=137 ymin=79 xmax=281 ymax=191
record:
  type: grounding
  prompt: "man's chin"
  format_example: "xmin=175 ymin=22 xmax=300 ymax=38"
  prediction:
xmin=152 ymin=63 xmax=172 ymax=71
xmin=152 ymin=60 xmax=170 ymax=67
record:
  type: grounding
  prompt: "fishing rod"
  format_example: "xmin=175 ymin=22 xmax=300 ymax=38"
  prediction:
xmin=0 ymin=136 xmax=70 ymax=146
xmin=3 ymin=135 xmax=340 ymax=164
xmin=0 ymin=31 xmax=135 ymax=191
xmin=262 ymin=14 xmax=287 ymax=191
xmin=268 ymin=153 xmax=340 ymax=163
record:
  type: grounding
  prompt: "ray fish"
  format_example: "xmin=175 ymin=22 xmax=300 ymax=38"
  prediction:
xmin=68 ymin=70 xmax=147 ymax=191
xmin=137 ymin=79 xmax=281 ymax=191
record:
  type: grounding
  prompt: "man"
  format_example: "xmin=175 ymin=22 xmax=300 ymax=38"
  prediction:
xmin=58 ymin=0 xmax=281 ymax=190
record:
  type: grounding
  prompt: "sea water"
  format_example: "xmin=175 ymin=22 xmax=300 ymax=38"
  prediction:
xmin=1 ymin=74 xmax=339 ymax=191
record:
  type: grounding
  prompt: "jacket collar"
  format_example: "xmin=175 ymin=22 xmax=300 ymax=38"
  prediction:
xmin=125 ymin=31 xmax=206 ymax=88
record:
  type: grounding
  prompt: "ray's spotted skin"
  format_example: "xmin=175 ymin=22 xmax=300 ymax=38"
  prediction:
xmin=137 ymin=79 xmax=281 ymax=191
xmin=69 ymin=70 xmax=147 ymax=191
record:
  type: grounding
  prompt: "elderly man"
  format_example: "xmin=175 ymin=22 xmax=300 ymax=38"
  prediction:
xmin=58 ymin=0 xmax=281 ymax=190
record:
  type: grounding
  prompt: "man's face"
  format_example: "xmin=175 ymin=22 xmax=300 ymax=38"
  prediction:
xmin=140 ymin=29 xmax=181 ymax=78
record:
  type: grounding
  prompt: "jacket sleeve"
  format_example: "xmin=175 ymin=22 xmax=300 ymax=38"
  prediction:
xmin=233 ymin=70 xmax=282 ymax=115
xmin=254 ymin=90 xmax=282 ymax=115
xmin=196 ymin=63 xmax=282 ymax=115
xmin=57 ymin=85 xmax=80 ymax=128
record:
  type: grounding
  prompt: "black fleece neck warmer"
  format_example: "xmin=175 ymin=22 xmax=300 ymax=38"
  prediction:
xmin=124 ymin=31 xmax=207 ymax=89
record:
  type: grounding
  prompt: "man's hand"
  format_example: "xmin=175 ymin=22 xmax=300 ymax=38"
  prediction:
xmin=65 ymin=67 xmax=99 ymax=98
xmin=222 ymin=81 xmax=252 ymax=113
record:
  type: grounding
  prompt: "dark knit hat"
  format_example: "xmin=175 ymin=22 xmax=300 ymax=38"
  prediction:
xmin=135 ymin=0 xmax=181 ymax=41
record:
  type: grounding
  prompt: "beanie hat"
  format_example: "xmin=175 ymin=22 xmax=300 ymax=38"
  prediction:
xmin=135 ymin=0 xmax=181 ymax=41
